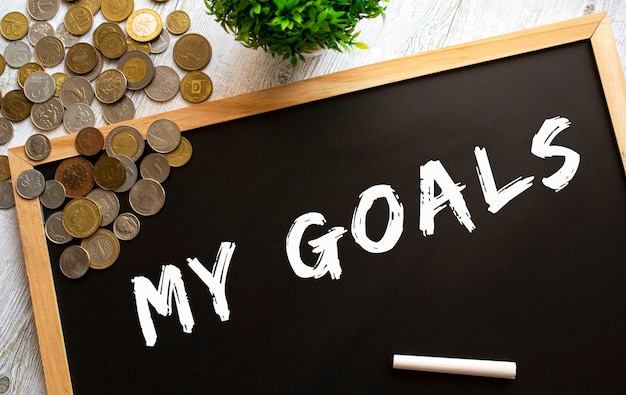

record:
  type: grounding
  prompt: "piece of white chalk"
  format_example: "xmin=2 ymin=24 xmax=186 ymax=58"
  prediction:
xmin=392 ymin=354 xmax=517 ymax=379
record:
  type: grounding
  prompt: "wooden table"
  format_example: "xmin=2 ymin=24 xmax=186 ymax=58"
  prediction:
xmin=1 ymin=1 xmax=625 ymax=393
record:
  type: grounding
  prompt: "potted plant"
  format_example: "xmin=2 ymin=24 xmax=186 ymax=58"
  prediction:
xmin=204 ymin=0 xmax=389 ymax=66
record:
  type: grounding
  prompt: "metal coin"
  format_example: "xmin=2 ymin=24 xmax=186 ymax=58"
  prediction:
xmin=62 ymin=197 xmax=102 ymax=238
xmin=65 ymin=42 xmax=98 ymax=75
xmin=63 ymin=103 xmax=95 ymax=133
xmin=147 ymin=119 xmax=181 ymax=154
xmin=69 ymin=0 xmax=102 ymax=16
xmin=28 ymin=21 xmax=54 ymax=46
xmin=149 ymin=29 xmax=169 ymax=54
xmin=64 ymin=5 xmax=93 ymax=36
xmin=180 ymin=70 xmax=213 ymax=103
xmin=101 ymin=0 xmax=134 ymax=22
xmin=81 ymin=228 xmax=120 ymax=270
xmin=117 ymin=50 xmax=155 ymax=90
xmin=45 ymin=211 xmax=73 ymax=244
xmin=127 ymin=8 xmax=162 ymax=43
xmin=59 ymin=245 xmax=90 ymax=279
xmin=15 ymin=169 xmax=46 ymax=199
xmin=0 ymin=180 xmax=14 ymax=209
xmin=24 ymin=133 xmax=52 ymax=161
xmin=0 ymin=54 xmax=5 ymax=76
xmin=164 ymin=136 xmax=193 ymax=167
xmin=113 ymin=212 xmax=140 ymax=241
xmin=173 ymin=33 xmax=212 ymax=71
xmin=40 ymin=180 xmax=66 ymax=209
xmin=59 ymin=76 xmax=94 ymax=108
xmin=0 ymin=118 xmax=14 ymax=145
xmin=17 ymin=62 xmax=45 ymax=90
xmin=112 ymin=154 xmax=138 ymax=193
xmin=144 ymin=65 xmax=179 ymax=102
xmin=93 ymin=22 xmax=124 ymax=51
xmin=0 ymin=155 xmax=10 ymax=181
xmin=95 ymin=69 xmax=127 ymax=104
xmin=75 ymin=126 xmax=104 ymax=156
xmin=51 ymin=72 xmax=68 ymax=97
xmin=102 ymin=95 xmax=135 ymax=124
xmin=129 ymin=178 xmax=165 ymax=216
xmin=28 ymin=0 xmax=61 ymax=21
xmin=31 ymin=97 xmax=64 ymax=131
xmin=93 ymin=155 xmax=126 ymax=190
xmin=125 ymin=36 xmax=151 ymax=55
xmin=140 ymin=152 xmax=170 ymax=183
xmin=56 ymin=23 xmax=80 ymax=48
xmin=24 ymin=71 xmax=56 ymax=103
xmin=105 ymin=125 xmax=145 ymax=162
xmin=1 ymin=90 xmax=33 ymax=122
xmin=166 ymin=10 xmax=191 ymax=35
xmin=99 ymin=31 xmax=127 ymax=59
xmin=4 ymin=41 xmax=32 ymax=68
xmin=1 ymin=12 xmax=29 ymax=41
xmin=34 ymin=35 xmax=65 ymax=67
xmin=86 ymin=188 xmax=120 ymax=226
xmin=54 ymin=157 xmax=95 ymax=198
xmin=66 ymin=49 xmax=103 ymax=82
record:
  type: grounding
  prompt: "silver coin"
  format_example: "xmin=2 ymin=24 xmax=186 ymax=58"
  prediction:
xmin=15 ymin=169 xmax=46 ymax=199
xmin=31 ymin=97 xmax=64 ymax=131
xmin=0 ymin=180 xmax=15 ymax=209
xmin=105 ymin=125 xmax=145 ymax=162
xmin=34 ymin=35 xmax=65 ymax=67
xmin=24 ymin=133 xmax=51 ymax=161
xmin=4 ymin=41 xmax=31 ymax=68
xmin=59 ymin=76 xmax=94 ymax=108
xmin=112 ymin=154 xmax=138 ymax=193
xmin=147 ymin=119 xmax=181 ymax=153
xmin=129 ymin=178 xmax=166 ymax=216
xmin=28 ymin=0 xmax=60 ymax=21
xmin=24 ymin=71 xmax=56 ymax=103
xmin=113 ymin=212 xmax=140 ymax=241
xmin=95 ymin=69 xmax=127 ymax=104
xmin=45 ymin=211 xmax=73 ymax=244
xmin=86 ymin=188 xmax=120 ymax=227
xmin=144 ymin=65 xmax=180 ymax=102
xmin=40 ymin=179 xmax=66 ymax=209
xmin=63 ymin=103 xmax=95 ymax=133
xmin=0 ymin=373 xmax=10 ymax=393
xmin=102 ymin=95 xmax=135 ymax=124
xmin=117 ymin=50 xmax=155 ymax=90
xmin=0 ymin=118 xmax=14 ymax=145
xmin=150 ymin=29 xmax=170 ymax=54
xmin=65 ymin=50 xmax=103 ymax=82
xmin=28 ymin=21 xmax=54 ymax=46
xmin=56 ymin=23 xmax=80 ymax=47
xmin=59 ymin=245 xmax=90 ymax=279
xmin=140 ymin=153 xmax=170 ymax=183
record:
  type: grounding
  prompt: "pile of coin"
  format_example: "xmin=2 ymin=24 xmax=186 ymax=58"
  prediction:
xmin=14 ymin=119 xmax=193 ymax=279
xmin=0 ymin=2 xmax=214 ymax=147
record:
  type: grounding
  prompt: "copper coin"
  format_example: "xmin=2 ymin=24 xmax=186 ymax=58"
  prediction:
xmin=75 ymin=127 xmax=104 ymax=156
xmin=54 ymin=156 xmax=95 ymax=198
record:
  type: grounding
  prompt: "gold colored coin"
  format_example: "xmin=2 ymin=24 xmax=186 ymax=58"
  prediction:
xmin=62 ymin=197 xmax=102 ymax=238
xmin=69 ymin=0 xmax=102 ymax=16
xmin=93 ymin=155 xmax=126 ymax=190
xmin=180 ymin=71 xmax=213 ymax=103
xmin=93 ymin=22 xmax=124 ymax=50
xmin=1 ymin=12 xmax=29 ymax=41
xmin=127 ymin=9 xmax=162 ymax=43
xmin=54 ymin=157 xmax=95 ymax=198
xmin=64 ymin=6 xmax=94 ymax=36
xmin=164 ymin=136 xmax=192 ymax=167
xmin=101 ymin=0 xmax=134 ymax=22
xmin=52 ymin=72 xmax=69 ymax=97
xmin=66 ymin=42 xmax=98 ymax=75
xmin=0 ymin=54 xmax=5 ymax=76
xmin=81 ymin=228 xmax=120 ymax=270
xmin=125 ymin=36 xmax=150 ymax=54
xmin=17 ymin=63 xmax=46 ymax=89
xmin=100 ymin=31 xmax=128 ymax=59
xmin=0 ymin=155 xmax=10 ymax=181
xmin=1 ymin=90 xmax=33 ymax=122
xmin=173 ymin=33 xmax=212 ymax=70
xmin=166 ymin=10 xmax=190 ymax=35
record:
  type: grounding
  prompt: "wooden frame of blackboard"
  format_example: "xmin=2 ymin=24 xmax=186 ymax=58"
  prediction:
xmin=7 ymin=12 xmax=626 ymax=394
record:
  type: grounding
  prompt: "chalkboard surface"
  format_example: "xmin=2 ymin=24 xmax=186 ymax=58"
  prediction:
xmin=11 ymin=13 xmax=626 ymax=394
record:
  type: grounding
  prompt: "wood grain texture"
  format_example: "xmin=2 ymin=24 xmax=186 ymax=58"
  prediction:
xmin=1 ymin=1 xmax=625 ymax=394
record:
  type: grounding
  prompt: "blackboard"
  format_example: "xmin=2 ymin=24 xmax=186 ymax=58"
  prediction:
xmin=9 ymin=13 xmax=626 ymax=394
